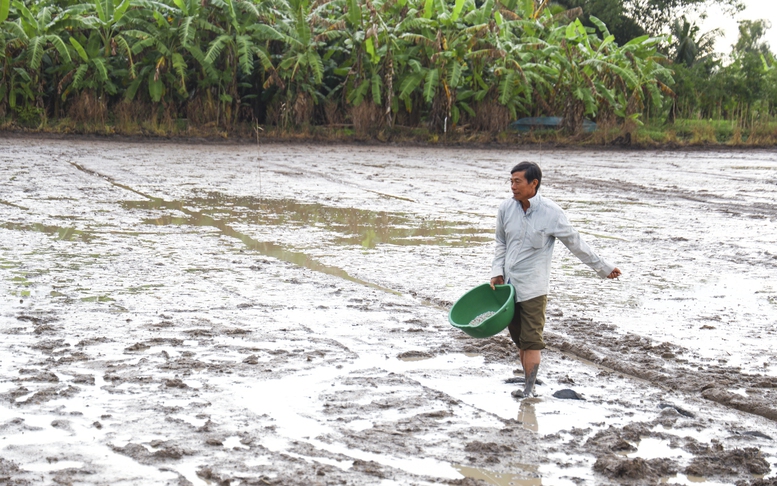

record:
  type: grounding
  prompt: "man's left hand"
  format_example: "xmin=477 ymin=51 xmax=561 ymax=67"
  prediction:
xmin=607 ymin=268 xmax=622 ymax=279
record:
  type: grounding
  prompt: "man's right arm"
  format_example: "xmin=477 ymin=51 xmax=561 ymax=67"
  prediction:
xmin=490 ymin=205 xmax=506 ymax=289
xmin=550 ymin=207 xmax=615 ymax=278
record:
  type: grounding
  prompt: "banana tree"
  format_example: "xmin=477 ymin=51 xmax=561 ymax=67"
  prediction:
xmin=61 ymin=29 xmax=117 ymax=102
xmin=2 ymin=1 xmax=72 ymax=117
xmin=541 ymin=17 xmax=622 ymax=132
xmin=0 ymin=0 xmax=12 ymax=112
xmin=395 ymin=0 xmax=486 ymax=132
xmin=263 ymin=0 xmax=330 ymax=127
xmin=66 ymin=0 xmax=134 ymax=72
xmin=480 ymin=3 xmax=550 ymax=122
xmin=121 ymin=0 xmax=226 ymax=108
xmin=195 ymin=0 xmax=274 ymax=126
xmin=614 ymin=32 xmax=674 ymax=123
xmin=336 ymin=0 xmax=409 ymax=129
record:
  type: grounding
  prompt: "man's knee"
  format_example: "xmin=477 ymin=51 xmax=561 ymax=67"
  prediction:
xmin=520 ymin=342 xmax=545 ymax=351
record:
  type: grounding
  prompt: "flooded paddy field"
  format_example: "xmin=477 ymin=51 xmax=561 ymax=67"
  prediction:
xmin=1 ymin=136 xmax=777 ymax=486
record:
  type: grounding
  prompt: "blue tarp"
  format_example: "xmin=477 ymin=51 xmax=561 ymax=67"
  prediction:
xmin=508 ymin=116 xmax=597 ymax=133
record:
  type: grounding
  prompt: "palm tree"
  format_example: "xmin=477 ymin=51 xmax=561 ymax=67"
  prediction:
xmin=670 ymin=16 xmax=718 ymax=68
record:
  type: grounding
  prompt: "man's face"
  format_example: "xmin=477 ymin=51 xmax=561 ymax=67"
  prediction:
xmin=510 ymin=171 xmax=538 ymax=201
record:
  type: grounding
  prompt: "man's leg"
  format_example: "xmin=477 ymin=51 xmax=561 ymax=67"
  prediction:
xmin=509 ymin=295 xmax=547 ymax=399
xmin=521 ymin=349 xmax=541 ymax=397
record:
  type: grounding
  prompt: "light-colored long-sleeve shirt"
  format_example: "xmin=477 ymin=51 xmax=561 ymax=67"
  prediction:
xmin=491 ymin=192 xmax=615 ymax=302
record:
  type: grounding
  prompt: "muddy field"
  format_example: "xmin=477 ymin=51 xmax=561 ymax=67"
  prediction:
xmin=1 ymin=136 xmax=777 ymax=486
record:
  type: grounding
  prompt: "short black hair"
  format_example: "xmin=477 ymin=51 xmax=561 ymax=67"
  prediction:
xmin=511 ymin=161 xmax=542 ymax=192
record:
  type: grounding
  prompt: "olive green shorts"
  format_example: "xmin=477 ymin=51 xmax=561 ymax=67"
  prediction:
xmin=507 ymin=295 xmax=548 ymax=351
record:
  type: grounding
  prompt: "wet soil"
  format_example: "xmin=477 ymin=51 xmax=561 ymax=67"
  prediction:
xmin=1 ymin=137 xmax=776 ymax=485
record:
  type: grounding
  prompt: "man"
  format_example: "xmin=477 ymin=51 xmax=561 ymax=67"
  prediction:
xmin=490 ymin=162 xmax=621 ymax=399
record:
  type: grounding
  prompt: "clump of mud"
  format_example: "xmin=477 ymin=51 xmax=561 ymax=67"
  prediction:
xmin=397 ymin=350 xmax=434 ymax=360
xmin=584 ymin=424 xmax=650 ymax=454
xmin=578 ymin=422 xmax=772 ymax=483
xmin=0 ymin=458 xmax=30 ymax=486
xmin=463 ymin=440 xmax=513 ymax=464
xmin=113 ymin=441 xmax=193 ymax=464
xmin=351 ymin=459 xmax=387 ymax=478
xmin=736 ymin=479 xmax=777 ymax=486
xmin=459 ymin=335 xmax=516 ymax=362
xmin=446 ymin=478 xmax=491 ymax=485
xmin=685 ymin=447 xmax=770 ymax=476
xmin=594 ymin=455 xmax=679 ymax=481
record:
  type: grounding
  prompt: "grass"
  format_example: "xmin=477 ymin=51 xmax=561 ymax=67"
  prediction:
xmin=1 ymin=115 xmax=776 ymax=147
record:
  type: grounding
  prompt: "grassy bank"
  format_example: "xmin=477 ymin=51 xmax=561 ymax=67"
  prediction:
xmin=2 ymin=116 xmax=776 ymax=148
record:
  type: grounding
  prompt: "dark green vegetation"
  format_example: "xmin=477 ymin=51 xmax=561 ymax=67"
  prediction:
xmin=0 ymin=0 xmax=774 ymax=145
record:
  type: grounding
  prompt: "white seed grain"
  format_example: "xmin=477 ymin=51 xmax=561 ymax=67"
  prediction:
xmin=469 ymin=311 xmax=496 ymax=326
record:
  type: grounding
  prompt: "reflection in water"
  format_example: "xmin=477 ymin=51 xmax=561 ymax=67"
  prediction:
xmin=126 ymin=192 xmax=490 ymax=248
xmin=121 ymin=198 xmax=401 ymax=295
xmin=518 ymin=400 xmax=539 ymax=433
xmin=66 ymin=161 xmax=488 ymax=295
xmin=0 ymin=222 xmax=94 ymax=242
xmin=454 ymin=464 xmax=541 ymax=486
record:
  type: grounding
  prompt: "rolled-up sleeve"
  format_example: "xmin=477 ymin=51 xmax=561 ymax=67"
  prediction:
xmin=491 ymin=207 xmax=506 ymax=278
xmin=550 ymin=210 xmax=615 ymax=278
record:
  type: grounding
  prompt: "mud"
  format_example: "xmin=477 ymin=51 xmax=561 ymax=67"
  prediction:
xmin=1 ymin=137 xmax=777 ymax=485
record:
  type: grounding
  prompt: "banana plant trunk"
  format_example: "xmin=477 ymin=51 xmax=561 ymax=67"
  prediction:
xmin=562 ymin=98 xmax=584 ymax=135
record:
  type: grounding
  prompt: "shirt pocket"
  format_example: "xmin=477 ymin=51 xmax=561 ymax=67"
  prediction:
xmin=529 ymin=227 xmax=547 ymax=249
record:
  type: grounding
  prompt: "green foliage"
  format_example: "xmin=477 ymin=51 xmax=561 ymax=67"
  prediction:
xmin=733 ymin=19 xmax=772 ymax=57
xmin=670 ymin=17 xmax=776 ymax=128
xmin=3 ymin=0 xmax=756 ymax=135
xmin=669 ymin=16 xmax=718 ymax=67
xmin=0 ymin=0 xmax=10 ymax=23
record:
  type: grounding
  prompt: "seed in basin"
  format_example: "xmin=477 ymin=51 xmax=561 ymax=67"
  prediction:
xmin=469 ymin=311 xmax=496 ymax=327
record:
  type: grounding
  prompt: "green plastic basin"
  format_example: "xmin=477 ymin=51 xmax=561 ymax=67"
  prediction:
xmin=448 ymin=284 xmax=515 ymax=338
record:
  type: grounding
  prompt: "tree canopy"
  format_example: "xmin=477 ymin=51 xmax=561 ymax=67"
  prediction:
xmin=553 ymin=0 xmax=743 ymax=44
xmin=0 ymin=0 xmax=773 ymax=136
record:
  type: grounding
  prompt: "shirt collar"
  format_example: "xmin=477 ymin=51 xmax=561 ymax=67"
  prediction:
xmin=519 ymin=192 xmax=541 ymax=214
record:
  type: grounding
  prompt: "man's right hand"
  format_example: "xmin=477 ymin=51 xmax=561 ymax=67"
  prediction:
xmin=490 ymin=276 xmax=504 ymax=290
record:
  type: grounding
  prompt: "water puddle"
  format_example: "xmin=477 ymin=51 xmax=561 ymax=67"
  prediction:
xmin=0 ymin=222 xmax=94 ymax=242
xmin=454 ymin=464 xmax=541 ymax=485
xmin=65 ymin=162 xmax=489 ymax=299
xmin=121 ymin=197 xmax=398 ymax=293
xmin=121 ymin=194 xmax=489 ymax=296
xmin=126 ymin=192 xmax=490 ymax=248
xmin=626 ymin=437 xmax=692 ymax=461
xmin=659 ymin=474 xmax=709 ymax=484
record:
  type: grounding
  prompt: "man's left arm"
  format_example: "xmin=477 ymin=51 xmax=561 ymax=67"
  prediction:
xmin=549 ymin=209 xmax=618 ymax=279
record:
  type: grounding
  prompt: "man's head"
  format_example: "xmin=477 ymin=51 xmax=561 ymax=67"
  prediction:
xmin=510 ymin=162 xmax=542 ymax=200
